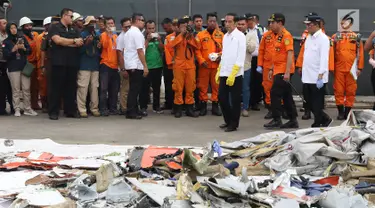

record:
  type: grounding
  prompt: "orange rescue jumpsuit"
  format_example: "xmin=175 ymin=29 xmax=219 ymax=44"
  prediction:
xmin=167 ymin=33 xmax=200 ymax=105
xmin=24 ymin=32 xmax=40 ymax=109
xmin=164 ymin=32 xmax=176 ymax=70
xmin=36 ymin=32 xmax=47 ymax=98
xmin=195 ymin=29 xmax=223 ymax=102
xmin=258 ymin=30 xmax=274 ymax=105
xmin=332 ymin=31 xmax=364 ymax=107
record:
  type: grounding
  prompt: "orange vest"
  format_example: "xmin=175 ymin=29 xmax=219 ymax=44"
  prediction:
xmin=195 ymin=29 xmax=223 ymax=69
xmin=24 ymin=31 xmax=39 ymax=64
xmin=258 ymin=30 xmax=275 ymax=70
xmin=100 ymin=32 xmax=118 ymax=69
xmin=167 ymin=33 xmax=200 ymax=70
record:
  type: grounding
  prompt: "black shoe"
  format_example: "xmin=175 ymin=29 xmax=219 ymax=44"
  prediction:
xmin=186 ymin=105 xmax=199 ymax=118
xmin=199 ymin=102 xmax=207 ymax=116
xmin=321 ymin=117 xmax=333 ymax=127
xmin=264 ymin=119 xmax=282 ymax=128
xmin=126 ymin=114 xmax=142 ymax=119
xmin=65 ymin=113 xmax=80 ymax=118
xmin=336 ymin=105 xmax=345 ymax=120
xmin=300 ymin=108 xmax=305 ymax=112
xmin=0 ymin=110 xmax=9 ymax=116
xmin=174 ymin=105 xmax=182 ymax=118
xmin=225 ymin=126 xmax=237 ymax=132
xmin=161 ymin=103 xmax=173 ymax=110
xmin=264 ymin=110 xmax=273 ymax=119
xmin=109 ymin=109 xmax=120 ymax=115
xmin=280 ymin=120 xmax=299 ymax=129
xmin=119 ymin=110 xmax=126 ymax=115
xmin=302 ymin=111 xmax=311 ymax=120
xmin=344 ymin=107 xmax=352 ymax=119
xmin=219 ymin=123 xmax=228 ymax=129
xmin=49 ymin=114 xmax=59 ymax=120
xmin=140 ymin=109 xmax=148 ymax=117
xmin=153 ymin=108 xmax=164 ymax=114
xmin=250 ymin=104 xmax=260 ymax=111
xmin=101 ymin=110 xmax=109 ymax=117
xmin=311 ymin=123 xmax=321 ymax=128
xmin=282 ymin=111 xmax=290 ymax=120
xmin=212 ymin=102 xmax=222 ymax=116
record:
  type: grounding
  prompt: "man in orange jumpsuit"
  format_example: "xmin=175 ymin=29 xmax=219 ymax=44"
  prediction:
xmin=20 ymin=17 xmax=40 ymax=110
xmin=195 ymin=12 xmax=223 ymax=116
xmin=332 ymin=13 xmax=364 ymax=120
xmin=297 ymin=13 xmax=334 ymax=120
xmin=257 ymin=28 xmax=274 ymax=119
xmin=36 ymin=17 xmax=52 ymax=113
xmin=167 ymin=18 xmax=200 ymax=118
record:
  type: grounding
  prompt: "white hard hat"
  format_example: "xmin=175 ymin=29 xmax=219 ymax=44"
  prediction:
xmin=43 ymin=17 xmax=52 ymax=26
xmin=19 ymin=16 xmax=33 ymax=27
xmin=72 ymin=12 xmax=83 ymax=22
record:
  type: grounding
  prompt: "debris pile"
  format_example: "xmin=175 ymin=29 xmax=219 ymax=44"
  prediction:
xmin=1 ymin=110 xmax=375 ymax=208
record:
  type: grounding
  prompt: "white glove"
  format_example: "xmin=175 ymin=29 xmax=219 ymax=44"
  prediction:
xmin=256 ymin=66 xmax=263 ymax=73
xmin=209 ymin=53 xmax=219 ymax=62
xmin=369 ymin=58 xmax=375 ymax=68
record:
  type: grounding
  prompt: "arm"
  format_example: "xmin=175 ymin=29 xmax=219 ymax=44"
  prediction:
xmin=194 ymin=35 xmax=205 ymax=65
xmin=134 ymin=32 xmax=148 ymax=71
xmin=157 ymin=38 xmax=164 ymax=50
xmin=51 ymin=35 xmax=76 ymax=46
xmin=164 ymin=37 xmax=173 ymax=66
xmin=246 ymin=33 xmax=257 ymax=54
xmin=257 ymin=36 xmax=265 ymax=67
xmin=284 ymin=35 xmax=294 ymax=75
xmin=187 ymin=35 xmax=200 ymax=50
xmin=364 ymin=31 xmax=375 ymax=52
xmin=318 ymin=37 xmax=330 ymax=76
xmin=329 ymin=38 xmax=335 ymax=72
xmin=24 ymin=38 xmax=31 ymax=55
xmin=100 ymin=33 xmax=109 ymax=50
xmin=296 ymin=43 xmax=305 ymax=68
xmin=234 ymin=34 xmax=246 ymax=68
xmin=358 ymin=41 xmax=364 ymax=70
xmin=137 ymin=49 xmax=147 ymax=69
xmin=117 ymin=50 xmax=125 ymax=69
xmin=3 ymin=40 xmax=16 ymax=59
xmin=285 ymin=51 xmax=293 ymax=75
xmin=168 ymin=34 xmax=184 ymax=48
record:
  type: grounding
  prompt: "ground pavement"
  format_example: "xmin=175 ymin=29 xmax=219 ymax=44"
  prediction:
xmin=0 ymin=107 xmax=349 ymax=146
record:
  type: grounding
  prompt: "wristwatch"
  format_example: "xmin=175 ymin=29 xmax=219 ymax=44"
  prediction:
xmin=73 ymin=38 xmax=77 ymax=44
xmin=120 ymin=68 xmax=126 ymax=72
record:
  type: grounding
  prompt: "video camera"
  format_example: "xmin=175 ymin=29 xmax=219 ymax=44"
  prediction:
xmin=186 ymin=25 xmax=194 ymax=34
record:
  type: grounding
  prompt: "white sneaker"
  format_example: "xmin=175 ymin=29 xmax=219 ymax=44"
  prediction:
xmin=14 ymin=110 xmax=21 ymax=117
xmin=24 ymin=109 xmax=38 ymax=116
xmin=242 ymin=109 xmax=249 ymax=117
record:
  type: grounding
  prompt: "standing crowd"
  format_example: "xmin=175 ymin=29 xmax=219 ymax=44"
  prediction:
xmin=0 ymin=8 xmax=374 ymax=132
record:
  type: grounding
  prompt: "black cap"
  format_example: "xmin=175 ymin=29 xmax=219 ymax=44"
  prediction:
xmin=245 ymin=13 xmax=254 ymax=20
xmin=268 ymin=13 xmax=285 ymax=22
xmin=303 ymin=13 xmax=323 ymax=24
xmin=183 ymin=15 xmax=191 ymax=21
xmin=178 ymin=18 xmax=188 ymax=25
xmin=307 ymin=12 xmax=318 ymax=16
xmin=51 ymin=15 xmax=61 ymax=22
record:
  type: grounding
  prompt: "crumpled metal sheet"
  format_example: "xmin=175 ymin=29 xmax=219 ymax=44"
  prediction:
xmin=220 ymin=131 xmax=288 ymax=149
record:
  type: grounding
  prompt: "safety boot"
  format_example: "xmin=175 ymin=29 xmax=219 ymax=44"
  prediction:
xmin=302 ymin=110 xmax=311 ymax=120
xmin=212 ymin=102 xmax=222 ymax=116
xmin=280 ymin=119 xmax=299 ymax=129
xmin=199 ymin=101 xmax=207 ymax=116
xmin=336 ymin=105 xmax=345 ymax=120
xmin=186 ymin=105 xmax=199 ymax=118
xmin=174 ymin=105 xmax=182 ymax=118
xmin=344 ymin=107 xmax=352 ymax=119
xmin=264 ymin=104 xmax=273 ymax=119
xmin=264 ymin=118 xmax=282 ymax=129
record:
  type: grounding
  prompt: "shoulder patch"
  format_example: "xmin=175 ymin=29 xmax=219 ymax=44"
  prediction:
xmin=284 ymin=39 xmax=290 ymax=46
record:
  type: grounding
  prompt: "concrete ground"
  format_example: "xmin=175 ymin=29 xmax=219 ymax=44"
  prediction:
xmin=0 ymin=107 xmax=349 ymax=146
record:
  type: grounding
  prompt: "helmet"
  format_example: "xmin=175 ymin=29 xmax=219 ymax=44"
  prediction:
xmin=72 ymin=12 xmax=83 ymax=22
xmin=19 ymin=16 xmax=33 ymax=27
xmin=43 ymin=17 xmax=52 ymax=26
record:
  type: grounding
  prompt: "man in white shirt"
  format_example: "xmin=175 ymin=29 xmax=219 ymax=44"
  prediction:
xmin=123 ymin=13 xmax=148 ymax=119
xmin=246 ymin=14 xmax=263 ymax=111
xmin=301 ymin=14 xmax=333 ymax=127
xmin=216 ymin=13 xmax=246 ymax=132
xmin=117 ymin=17 xmax=131 ymax=115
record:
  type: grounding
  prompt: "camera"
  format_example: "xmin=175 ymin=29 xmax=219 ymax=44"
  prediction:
xmin=186 ymin=25 xmax=193 ymax=33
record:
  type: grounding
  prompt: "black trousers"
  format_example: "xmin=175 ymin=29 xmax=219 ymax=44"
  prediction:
xmin=0 ymin=62 xmax=13 ymax=113
xmin=99 ymin=64 xmax=120 ymax=112
xmin=219 ymin=76 xmax=243 ymax=128
xmin=302 ymin=84 xmax=309 ymax=110
xmin=127 ymin=69 xmax=143 ymax=116
xmin=163 ymin=66 xmax=174 ymax=108
xmin=140 ymin=67 xmax=162 ymax=110
xmin=48 ymin=65 xmax=78 ymax=116
xmin=250 ymin=56 xmax=264 ymax=106
xmin=271 ymin=74 xmax=298 ymax=120
xmin=304 ymin=83 xmax=330 ymax=124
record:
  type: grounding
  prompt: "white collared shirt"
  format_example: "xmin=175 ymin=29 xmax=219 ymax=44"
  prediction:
xmin=123 ymin=26 xmax=145 ymax=70
xmin=220 ymin=28 xmax=246 ymax=77
xmin=247 ymin=26 xmax=259 ymax=57
xmin=302 ymin=29 xmax=330 ymax=84
xmin=116 ymin=31 xmax=125 ymax=51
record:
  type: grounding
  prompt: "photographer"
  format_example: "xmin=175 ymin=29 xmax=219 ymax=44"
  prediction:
xmin=139 ymin=20 xmax=164 ymax=115
xmin=77 ymin=16 xmax=101 ymax=118
xmin=3 ymin=22 xmax=35 ymax=117
xmin=167 ymin=18 xmax=200 ymax=118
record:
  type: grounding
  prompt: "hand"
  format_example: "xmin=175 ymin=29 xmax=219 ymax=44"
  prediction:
xmin=17 ymin=44 xmax=26 ymax=50
xmin=97 ymin=41 xmax=102 ymax=49
xmin=256 ymin=66 xmax=263 ymax=74
xmin=41 ymin=67 xmax=46 ymax=75
xmin=202 ymin=62 xmax=209 ymax=68
xmin=316 ymin=78 xmax=324 ymax=89
xmin=268 ymin=70 xmax=273 ymax=81
xmin=12 ymin=44 xmax=18 ymax=52
xmin=283 ymin=73 xmax=290 ymax=82
xmin=215 ymin=66 xmax=221 ymax=84
xmin=143 ymin=67 xmax=149 ymax=77
xmin=121 ymin=70 xmax=128 ymax=78
xmin=146 ymin=33 xmax=152 ymax=41
xmin=298 ymin=68 xmax=302 ymax=76
xmin=86 ymin=35 xmax=94 ymax=44
xmin=370 ymin=58 xmax=375 ymax=68
xmin=76 ymin=38 xmax=84 ymax=46
xmin=356 ymin=69 xmax=361 ymax=77
xmin=216 ymin=55 xmax=221 ymax=63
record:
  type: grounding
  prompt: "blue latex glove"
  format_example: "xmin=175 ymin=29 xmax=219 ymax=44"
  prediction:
xmin=316 ymin=79 xmax=324 ymax=89
xmin=256 ymin=66 xmax=263 ymax=74
xmin=212 ymin=140 xmax=222 ymax=156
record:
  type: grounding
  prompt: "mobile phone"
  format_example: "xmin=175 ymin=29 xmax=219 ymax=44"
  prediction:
xmin=151 ymin=33 xmax=159 ymax=38
xmin=17 ymin=38 xmax=24 ymax=44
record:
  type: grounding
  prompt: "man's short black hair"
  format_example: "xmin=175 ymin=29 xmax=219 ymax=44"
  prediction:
xmin=120 ymin=17 xmax=131 ymax=26
xmin=206 ymin=12 xmax=217 ymax=20
xmin=131 ymin=13 xmax=144 ymax=23
xmin=161 ymin=18 xmax=172 ymax=25
xmin=193 ymin=14 xmax=203 ymax=21
xmin=104 ymin=16 xmax=115 ymax=25
xmin=177 ymin=18 xmax=188 ymax=26
xmin=238 ymin=16 xmax=247 ymax=22
xmin=226 ymin=13 xmax=239 ymax=22
xmin=60 ymin=8 xmax=73 ymax=18
xmin=253 ymin=14 xmax=260 ymax=21
xmin=146 ymin=20 xmax=155 ymax=27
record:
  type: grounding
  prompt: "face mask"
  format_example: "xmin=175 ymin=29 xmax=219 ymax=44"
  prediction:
xmin=110 ymin=27 xmax=116 ymax=32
